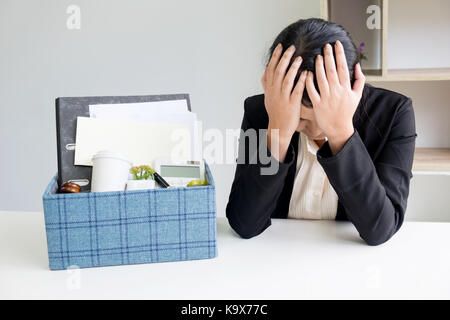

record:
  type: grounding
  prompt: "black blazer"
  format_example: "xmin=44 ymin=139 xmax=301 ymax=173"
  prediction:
xmin=226 ymin=84 xmax=417 ymax=246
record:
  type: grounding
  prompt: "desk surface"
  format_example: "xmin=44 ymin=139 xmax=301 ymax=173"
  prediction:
xmin=1 ymin=211 xmax=449 ymax=299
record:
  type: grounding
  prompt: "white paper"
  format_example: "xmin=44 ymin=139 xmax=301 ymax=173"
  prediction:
xmin=89 ymin=100 xmax=189 ymax=119
xmin=88 ymin=99 xmax=201 ymax=160
xmin=74 ymin=117 xmax=192 ymax=166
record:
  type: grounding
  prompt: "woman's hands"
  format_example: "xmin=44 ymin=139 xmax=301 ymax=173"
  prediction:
xmin=261 ymin=40 xmax=365 ymax=160
xmin=262 ymin=43 xmax=307 ymax=162
xmin=306 ymin=40 xmax=366 ymax=155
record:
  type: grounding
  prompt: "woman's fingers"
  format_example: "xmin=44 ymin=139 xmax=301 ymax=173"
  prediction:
xmin=261 ymin=66 xmax=267 ymax=90
xmin=315 ymin=55 xmax=329 ymax=96
xmin=273 ymin=45 xmax=296 ymax=88
xmin=306 ymin=71 xmax=321 ymax=105
xmin=291 ymin=70 xmax=308 ymax=102
xmin=352 ymin=63 xmax=366 ymax=97
xmin=335 ymin=40 xmax=351 ymax=88
xmin=324 ymin=43 xmax=339 ymax=86
xmin=266 ymin=43 xmax=282 ymax=86
xmin=281 ymin=56 xmax=302 ymax=95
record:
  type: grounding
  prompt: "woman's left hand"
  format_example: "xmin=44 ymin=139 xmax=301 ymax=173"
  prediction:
xmin=306 ymin=40 xmax=365 ymax=155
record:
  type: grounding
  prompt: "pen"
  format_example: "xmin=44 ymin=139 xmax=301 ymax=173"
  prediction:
xmin=153 ymin=171 xmax=170 ymax=188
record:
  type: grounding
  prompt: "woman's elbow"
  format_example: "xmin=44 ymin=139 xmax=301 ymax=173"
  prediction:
xmin=362 ymin=235 xmax=389 ymax=246
xmin=358 ymin=210 xmax=404 ymax=246
xmin=226 ymin=211 xmax=270 ymax=239
xmin=360 ymin=228 xmax=396 ymax=246
xmin=231 ymin=224 xmax=259 ymax=239
xmin=227 ymin=217 xmax=265 ymax=239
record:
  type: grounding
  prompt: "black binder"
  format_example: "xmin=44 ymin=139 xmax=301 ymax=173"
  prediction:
xmin=55 ymin=94 xmax=191 ymax=192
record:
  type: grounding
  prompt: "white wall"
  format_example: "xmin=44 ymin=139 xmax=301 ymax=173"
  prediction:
xmin=373 ymin=81 xmax=450 ymax=222
xmin=388 ymin=0 xmax=450 ymax=69
xmin=408 ymin=175 xmax=450 ymax=222
xmin=0 ymin=0 xmax=320 ymax=214
xmin=373 ymin=0 xmax=450 ymax=222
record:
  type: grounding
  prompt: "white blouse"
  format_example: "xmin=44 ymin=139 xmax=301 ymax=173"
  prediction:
xmin=288 ymin=132 xmax=339 ymax=220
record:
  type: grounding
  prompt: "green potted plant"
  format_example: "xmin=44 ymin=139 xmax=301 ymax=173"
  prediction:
xmin=126 ymin=165 xmax=156 ymax=191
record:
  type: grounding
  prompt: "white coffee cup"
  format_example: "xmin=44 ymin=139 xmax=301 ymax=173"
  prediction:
xmin=91 ymin=151 xmax=132 ymax=192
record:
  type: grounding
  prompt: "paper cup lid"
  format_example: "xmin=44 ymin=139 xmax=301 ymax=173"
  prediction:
xmin=92 ymin=150 xmax=132 ymax=164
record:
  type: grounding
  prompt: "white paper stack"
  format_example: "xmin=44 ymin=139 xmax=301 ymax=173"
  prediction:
xmin=74 ymin=99 xmax=201 ymax=167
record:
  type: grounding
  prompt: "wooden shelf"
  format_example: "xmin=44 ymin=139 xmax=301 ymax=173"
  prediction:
xmin=366 ymin=68 xmax=450 ymax=82
xmin=322 ymin=1 xmax=450 ymax=83
xmin=413 ymin=148 xmax=450 ymax=173
xmin=321 ymin=1 xmax=450 ymax=174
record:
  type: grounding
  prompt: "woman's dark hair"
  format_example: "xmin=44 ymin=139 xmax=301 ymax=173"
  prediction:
xmin=267 ymin=18 xmax=360 ymax=107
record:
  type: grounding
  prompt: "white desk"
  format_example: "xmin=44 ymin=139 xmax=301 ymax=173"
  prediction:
xmin=1 ymin=211 xmax=449 ymax=299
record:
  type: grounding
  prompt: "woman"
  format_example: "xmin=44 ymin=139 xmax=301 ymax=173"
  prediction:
xmin=226 ymin=18 xmax=417 ymax=246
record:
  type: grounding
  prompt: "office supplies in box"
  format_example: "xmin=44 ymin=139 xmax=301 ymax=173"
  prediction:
xmin=42 ymin=163 xmax=217 ymax=270
xmin=55 ymin=94 xmax=192 ymax=192
xmin=45 ymin=94 xmax=217 ymax=270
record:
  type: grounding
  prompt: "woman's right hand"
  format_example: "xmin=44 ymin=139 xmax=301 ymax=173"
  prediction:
xmin=261 ymin=43 xmax=307 ymax=162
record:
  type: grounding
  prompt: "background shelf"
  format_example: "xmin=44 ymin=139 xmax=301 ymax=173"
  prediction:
xmin=322 ymin=0 xmax=450 ymax=222
xmin=413 ymin=148 xmax=450 ymax=173
xmin=367 ymin=68 xmax=450 ymax=82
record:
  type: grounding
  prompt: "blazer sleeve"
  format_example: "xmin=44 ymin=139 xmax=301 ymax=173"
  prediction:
xmin=226 ymin=99 xmax=296 ymax=239
xmin=316 ymin=97 xmax=417 ymax=246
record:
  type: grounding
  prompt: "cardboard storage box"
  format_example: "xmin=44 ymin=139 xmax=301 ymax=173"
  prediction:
xmin=42 ymin=163 xmax=217 ymax=270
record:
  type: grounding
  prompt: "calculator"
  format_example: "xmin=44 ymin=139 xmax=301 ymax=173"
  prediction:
xmin=154 ymin=158 xmax=205 ymax=188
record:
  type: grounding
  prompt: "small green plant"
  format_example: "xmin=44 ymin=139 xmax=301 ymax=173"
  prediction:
xmin=130 ymin=165 xmax=155 ymax=180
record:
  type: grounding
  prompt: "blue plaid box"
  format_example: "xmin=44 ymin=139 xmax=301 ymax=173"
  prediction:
xmin=42 ymin=163 xmax=217 ymax=270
